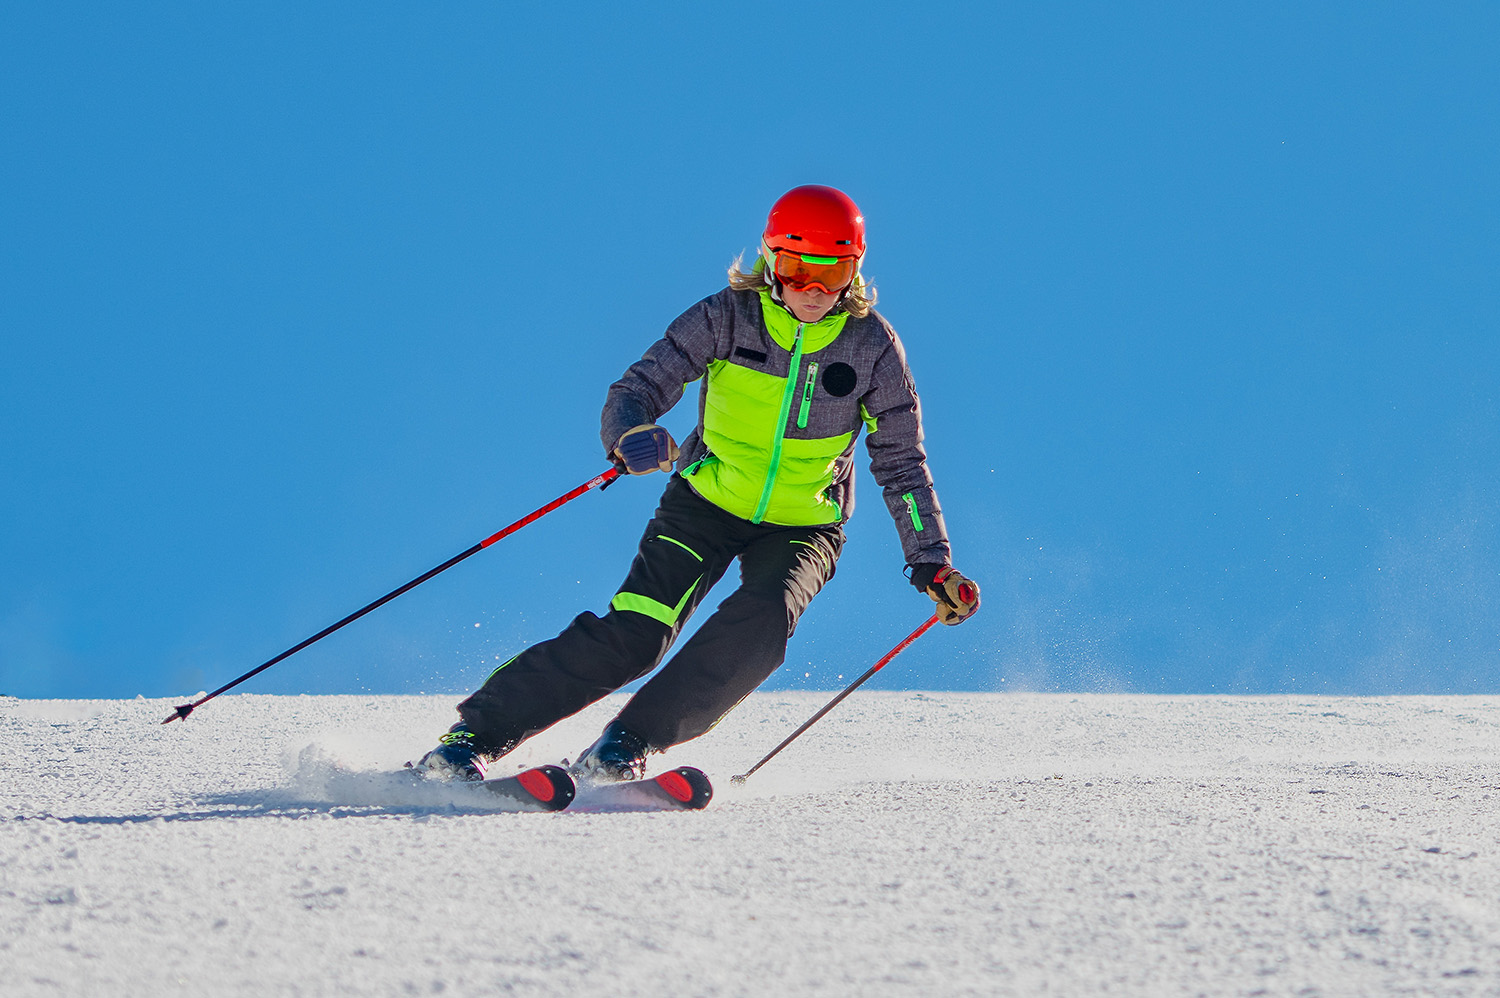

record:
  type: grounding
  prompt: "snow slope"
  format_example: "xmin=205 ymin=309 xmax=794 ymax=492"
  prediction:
xmin=3 ymin=692 xmax=1498 ymax=997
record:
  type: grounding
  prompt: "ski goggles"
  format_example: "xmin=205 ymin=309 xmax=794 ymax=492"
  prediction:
xmin=769 ymin=249 xmax=858 ymax=294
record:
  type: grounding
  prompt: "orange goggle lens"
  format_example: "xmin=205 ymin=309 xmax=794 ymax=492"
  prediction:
xmin=772 ymin=250 xmax=857 ymax=293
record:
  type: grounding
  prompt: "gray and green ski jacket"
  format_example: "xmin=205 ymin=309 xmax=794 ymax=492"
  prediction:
xmin=601 ymin=286 xmax=951 ymax=568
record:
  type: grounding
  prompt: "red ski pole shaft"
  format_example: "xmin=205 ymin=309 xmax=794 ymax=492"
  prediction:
xmin=161 ymin=467 xmax=621 ymax=724
xmin=731 ymin=613 xmax=941 ymax=784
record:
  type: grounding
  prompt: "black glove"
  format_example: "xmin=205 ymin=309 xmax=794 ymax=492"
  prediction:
xmin=909 ymin=564 xmax=980 ymax=625
xmin=612 ymin=424 xmax=680 ymax=475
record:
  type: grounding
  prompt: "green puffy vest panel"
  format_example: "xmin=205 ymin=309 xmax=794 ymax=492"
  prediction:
xmin=685 ymin=294 xmax=853 ymax=526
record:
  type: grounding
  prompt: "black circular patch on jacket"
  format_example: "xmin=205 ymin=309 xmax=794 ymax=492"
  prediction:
xmin=822 ymin=362 xmax=858 ymax=397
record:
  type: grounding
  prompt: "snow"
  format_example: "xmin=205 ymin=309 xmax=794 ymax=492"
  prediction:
xmin=3 ymin=691 xmax=1499 ymax=997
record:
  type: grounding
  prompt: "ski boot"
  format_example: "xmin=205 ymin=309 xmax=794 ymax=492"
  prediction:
xmin=411 ymin=725 xmax=488 ymax=782
xmin=571 ymin=720 xmax=650 ymax=783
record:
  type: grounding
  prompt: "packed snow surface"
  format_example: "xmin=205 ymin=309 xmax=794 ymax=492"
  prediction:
xmin=3 ymin=691 xmax=1499 ymax=997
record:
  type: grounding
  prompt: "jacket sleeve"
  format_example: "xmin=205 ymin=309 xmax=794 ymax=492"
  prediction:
xmin=860 ymin=327 xmax=953 ymax=568
xmin=600 ymin=291 xmax=729 ymax=457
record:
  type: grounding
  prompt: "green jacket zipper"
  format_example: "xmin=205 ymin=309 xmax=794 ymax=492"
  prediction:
xmin=751 ymin=323 xmax=805 ymax=524
xmin=796 ymin=361 xmax=819 ymax=429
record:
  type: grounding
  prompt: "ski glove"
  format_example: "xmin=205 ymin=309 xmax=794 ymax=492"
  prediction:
xmin=613 ymin=424 xmax=680 ymax=475
xmin=909 ymin=564 xmax=980 ymax=625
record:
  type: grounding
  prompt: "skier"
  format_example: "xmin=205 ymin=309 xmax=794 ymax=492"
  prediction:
xmin=415 ymin=185 xmax=980 ymax=782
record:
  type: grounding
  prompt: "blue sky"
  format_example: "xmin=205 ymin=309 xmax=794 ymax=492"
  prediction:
xmin=3 ymin=4 xmax=1498 ymax=701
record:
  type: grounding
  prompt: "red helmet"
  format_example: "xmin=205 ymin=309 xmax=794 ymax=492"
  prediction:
xmin=761 ymin=185 xmax=866 ymax=261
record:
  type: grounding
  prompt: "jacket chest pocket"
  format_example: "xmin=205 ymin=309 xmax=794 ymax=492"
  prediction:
xmin=792 ymin=359 xmax=861 ymax=434
xmin=796 ymin=362 xmax=820 ymax=429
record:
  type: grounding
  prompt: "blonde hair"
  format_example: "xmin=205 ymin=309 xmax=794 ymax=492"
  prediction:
xmin=727 ymin=252 xmax=877 ymax=319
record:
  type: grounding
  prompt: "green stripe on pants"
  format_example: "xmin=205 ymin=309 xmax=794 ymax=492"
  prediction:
xmin=610 ymin=582 xmax=699 ymax=627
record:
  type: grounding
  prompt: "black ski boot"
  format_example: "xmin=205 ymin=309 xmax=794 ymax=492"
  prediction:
xmin=411 ymin=725 xmax=488 ymax=782
xmin=572 ymin=720 xmax=650 ymax=783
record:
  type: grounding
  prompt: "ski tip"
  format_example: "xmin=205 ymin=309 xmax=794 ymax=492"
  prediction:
xmin=654 ymin=766 xmax=713 ymax=810
xmin=515 ymin=764 xmax=576 ymax=811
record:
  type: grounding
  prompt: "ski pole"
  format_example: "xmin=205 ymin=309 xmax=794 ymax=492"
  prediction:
xmin=731 ymin=613 xmax=940 ymax=784
xmin=162 ymin=466 xmax=621 ymax=724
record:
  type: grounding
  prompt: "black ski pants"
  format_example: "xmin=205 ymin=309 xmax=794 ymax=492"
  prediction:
xmin=457 ymin=475 xmax=844 ymax=755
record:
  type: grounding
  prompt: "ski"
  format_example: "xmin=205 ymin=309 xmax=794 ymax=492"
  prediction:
xmin=404 ymin=764 xmax=576 ymax=812
xmin=482 ymin=764 xmax=577 ymax=811
xmin=402 ymin=763 xmax=708 ymax=812
xmin=571 ymin=766 xmax=714 ymax=812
